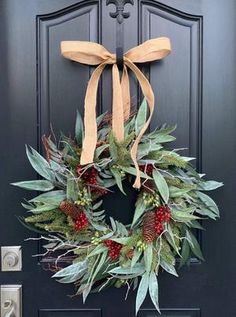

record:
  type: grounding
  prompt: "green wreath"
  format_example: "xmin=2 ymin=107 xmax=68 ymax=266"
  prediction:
xmin=12 ymin=100 xmax=222 ymax=314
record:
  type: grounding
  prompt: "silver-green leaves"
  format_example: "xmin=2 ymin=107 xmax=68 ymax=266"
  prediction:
xmin=52 ymin=261 xmax=87 ymax=284
xmin=149 ymin=271 xmax=161 ymax=314
xmin=136 ymin=271 xmax=161 ymax=315
xmin=11 ymin=180 xmax=54 ymax=192
xmin=136 ymin=272 xmax=149 ymax=315
xmin=26 ymin=145 xmax=55 ymax=181
xmin=75 ymin=110 xmax=84 ymax=145
xmin=153 ymin=169 xmax=169 ymax=203
xmin=197 ymin=191 xmax=220 ymax=217
xmin=135 ymin=99 xmax=147 ymax=136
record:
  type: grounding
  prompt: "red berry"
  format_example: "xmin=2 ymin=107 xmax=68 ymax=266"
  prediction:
xmin=76 ymin=165 xmax=98 ymax=185
xmin=104 ymin=240 xmax=122 ymax=260
xmin=139 ymin=164 xmax=154 ymax=177
xmin=155 ymin=222 xmax=164 ymax=235
xmin=155 ymin=206 xmax=171 ymax=223
xmin=154 ymin=206 xmax=171 ymax=235
xmin=104 ymin=240 xmax=113 ymax=247
xmin=75 ymin=212 xmax=89 ymax=231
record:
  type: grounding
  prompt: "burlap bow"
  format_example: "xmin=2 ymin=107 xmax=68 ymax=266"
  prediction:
xmin=61 ymin=37 xmax=171 ymax=188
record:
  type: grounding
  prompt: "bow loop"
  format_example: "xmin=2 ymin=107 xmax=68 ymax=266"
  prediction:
xmin=125 ymin=37 xmax=171 ymax=63
xmin=61 ymin=41 xmax=114 ymax=65
xmin=61 ymin=37 xmax=171 ymax=188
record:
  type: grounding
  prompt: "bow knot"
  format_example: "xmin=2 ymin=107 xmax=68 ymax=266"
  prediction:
xmin=61 ymin=37 xmax=171 ymax=188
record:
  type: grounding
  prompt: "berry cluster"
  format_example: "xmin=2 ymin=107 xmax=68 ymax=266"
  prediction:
xmin=155 ymin=206 xmax=171 ymax=235
xmin=76 ymin=165 xmax=98 ymax=185
xmin=75 ymin=212 xmax=89 ymax=231
xmin=139 ymin=164 xmax=154 ymax=177
xmin=104 ymin=240 xmax=122 ymax=260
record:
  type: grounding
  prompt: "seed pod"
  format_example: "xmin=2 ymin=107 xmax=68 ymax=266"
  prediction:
xmin=59 ymin=200 xmax=82 ymax=220
xmin=142 ymin=211 xmax=156 ymax=243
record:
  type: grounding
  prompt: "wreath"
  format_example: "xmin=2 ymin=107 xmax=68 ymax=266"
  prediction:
xmin=12 ymin=100 xmax=222 ymax=314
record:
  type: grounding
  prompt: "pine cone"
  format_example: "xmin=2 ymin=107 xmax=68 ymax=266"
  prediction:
xmin=59 ymin=201 xmax=82 ymax=220
xmin=142 ymin=211 xmax=156 ymax=243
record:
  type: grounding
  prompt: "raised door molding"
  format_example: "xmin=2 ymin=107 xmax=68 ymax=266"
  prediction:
xmin=36 ymin=1 xmax=99 ymax=146
xmin=139 ymin=0 xmax=203 ymax=169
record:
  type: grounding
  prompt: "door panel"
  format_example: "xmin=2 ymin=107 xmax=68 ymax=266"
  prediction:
xmin=139 ymin=309 xmax=200 ymax=317
xmin=1 ymin=0 xmax=236 ymax=316
xmin=37 ymin=1 xmax=99 ymax=139
xmin=141 ymin=1 xmax=202 ymax=164
xmin=39 ymin=309 xmax=102 ymax=317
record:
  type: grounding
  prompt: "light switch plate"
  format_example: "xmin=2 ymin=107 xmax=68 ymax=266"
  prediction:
xmin=1 ymin=285 xmax=22 ymax=317
xmin=1 ymin=246 xmax=22 ymax=271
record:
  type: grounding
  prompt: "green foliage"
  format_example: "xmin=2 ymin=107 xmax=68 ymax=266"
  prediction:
xmin=75 ymin=110 xmax=84 ymax=145
xmin=149 ymin=271 xmax=161 ymax=314
xmin=108 ymin=131 xmax=134 ymax=166
xmin=135 ymin=99 xmax=147 ymax=136
xmin=12 ymin=180 xmax=54 ymax=192
xmin=153 ymin=169 xmax=169 ymax=203
xmin=136 ymin=272 xmax=149 ymax=315
xmin=13 ymin=108 xmax=222 ymax=315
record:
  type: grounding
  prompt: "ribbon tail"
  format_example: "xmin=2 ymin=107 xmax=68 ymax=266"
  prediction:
xmin=121 ymin=65 xmax=130 ymax=121
xmin=80 ymin=63 xmax=106 ymax=165
xmin=112 ymin=64 xmax=124 ymax=142
xmin=125 ymin=59 xmax=155 ymax=189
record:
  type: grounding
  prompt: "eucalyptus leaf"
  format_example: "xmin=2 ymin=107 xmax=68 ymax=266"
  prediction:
xmin=109 ymin=264 xmax=145 ymax=275
xmin=198 ymin=180 xmax=223 ymax=191
xmin=189 ymin=220 xmax=205 ymax=230
xmin=90 ymin=221 xmax=107 ymax=231
xmin=116 ymin=221 xmax=129 ymax=236
xmin=75 ymin=110 xmax=84 ymax=145
xmin=96 ymin=112 xmax=107 ymax=126
xmin=144 ymin=244 xmax=153 ymax=273
xmin=124 ymin=116 xmax=135 ymax=136
xmin=138 ymin=143 xmax=162 ymax=159
xmin=179 ymin=239 xmax=190 ymax=268
xmin=30 ymin=190 xmax=66 ymax=205
xmin=121 ymin=166 xmax=151 ymax=179
xmin=95 ymin=144 xmax=109 ymax=159
xmin=153 ymin=134 xmax=176 ymax=143
xmin=30 ymin=204 xmax=58 ymax=213
xmin=101 ymin=178 xmax=117 ymax=188
xmin=169 ymin=186 xmax=192 ymax=198
xmin=149 ymin=271 xmax=161 ymax=314
xmin=131 ymin=250 xmax=142 ymax=268
xmin=88 ymin=245 xmax=108 ymax=258
xmin=197 ymin=191 xmax=220 ymax=216
xmin=53 ymin=261 xmax=87 ymax=278
xmin=195 ymin=207 xmax=217 ymax=220
xmin=186 ymin=230 xmax=204 ymax=261
xmin=131 ymin=199 xmax=146 ymax=228
xmin=110 ymin=217 xmax=117 ymax=232
xmin=164 ymin=223 xmax=180 ymax=255
xmin=153 ymin=169 xmax=169 ymax=203
xmin=160 ymin=259 xmax=178 ymax=276
xmin=135 ymin=99 xmax=147 ymax=136
xmin=26 ymin=145 xmax=54 ymax=181
xmin=171 ymin=209 xmax=200 ymax=222
xmin=92 ymin=200 xmax=103 ymax=210
xmin=11 ymin=180 xmax=54 ymax=192
xmin=110 ymin=168 xmax=125 ymax=195
xmin=136 ymin=272 xmax=149 ymax=315
xmin=111 ymin=237 xmax=129 ymax=244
